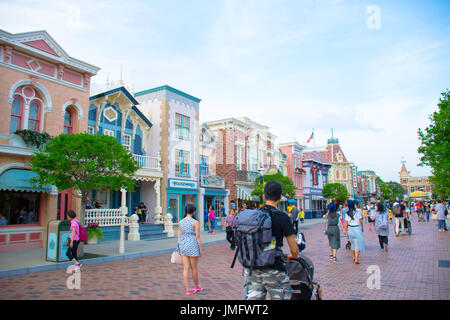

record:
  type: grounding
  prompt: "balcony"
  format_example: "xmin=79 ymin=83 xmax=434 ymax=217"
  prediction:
xmin=236 ymin=170 xmax=261 ymax=183
xmin=133 ymin=154 xmax=163 ymax=180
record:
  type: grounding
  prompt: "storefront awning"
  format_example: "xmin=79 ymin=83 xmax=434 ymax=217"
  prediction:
xmin=236 ymin=185 xmax=259 ymax=201
xmin=0 ymin=169 xmax=52 ymax=193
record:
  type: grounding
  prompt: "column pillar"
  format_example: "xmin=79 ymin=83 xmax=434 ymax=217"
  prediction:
xmin=154 ymin=179 xmax=163 ymax=224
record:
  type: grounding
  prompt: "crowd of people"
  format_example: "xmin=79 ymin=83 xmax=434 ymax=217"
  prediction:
xmin=67 ymin=187 xmax=448 ymax=299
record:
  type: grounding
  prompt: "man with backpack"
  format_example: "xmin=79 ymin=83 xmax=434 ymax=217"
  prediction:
xmin=392 ymin=199 xmax=406 ymax=237
xmin=232 ymin=181 xmax=299 ymax=300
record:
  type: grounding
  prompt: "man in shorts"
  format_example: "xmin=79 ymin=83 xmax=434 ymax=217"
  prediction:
xmin=242 ymin=181 xmax=299 ymax=300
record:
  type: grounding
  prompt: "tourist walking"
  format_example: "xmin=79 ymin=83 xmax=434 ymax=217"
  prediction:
xmin=290 ymin=204 xmax=300 ymax=234
xmin=225 ymin=204 xmax=238 ymax=250
xmin=367 ymin=202 xmax=375 ymax=231
xmin=370 ymin=202 xmax=389 ymax=252
xmin=240 ymin=181 xmax=299 ymax=300
xmin=66 ymin=210 xmax=82 ymax=270
xmin=208 ymin=205 xmax=216 ymax=234
xmin=343 ymin=200 xmax=365 ymax=264
xmin=178 ymin=203 xmax=203 ymax=295
xmin=323 ymin=201 xmax=341 ymax=263
xmin=424 ymin=201 xmax=431 ymax=222
xmin=220 ymin=202 xmax=227 ymax=231
xmin=392 ymin=199 xmax=406 ymax=236
xmin=436 ymin=200 xmax=447 ymax=232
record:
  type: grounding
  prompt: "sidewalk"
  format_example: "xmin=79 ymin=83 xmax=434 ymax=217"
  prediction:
xmin=0 ymin=218 xmax=326 ymax=278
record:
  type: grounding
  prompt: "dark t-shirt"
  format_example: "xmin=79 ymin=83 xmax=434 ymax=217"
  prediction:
xmin=395 ymin=204 xmax=406 ymax=217
xmin=261 ymin=205 xmax=296 ymax=271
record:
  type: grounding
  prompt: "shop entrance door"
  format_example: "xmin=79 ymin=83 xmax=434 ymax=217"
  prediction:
xmin=168 ymin=194 xmax=179 ymax=224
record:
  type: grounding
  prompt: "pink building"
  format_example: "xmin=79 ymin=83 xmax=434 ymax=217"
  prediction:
xmin=0 ymin=30 xmax=99 ymax=252
xmin=279 ymin=141 xmax=306 ymax=210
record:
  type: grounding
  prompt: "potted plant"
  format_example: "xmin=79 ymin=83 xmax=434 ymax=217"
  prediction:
xmin=86 ymin=223 xmax=103 ymax=244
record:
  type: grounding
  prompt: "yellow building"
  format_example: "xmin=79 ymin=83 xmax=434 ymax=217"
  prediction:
xmin=399 ymin=161 xmax=433 ymax=199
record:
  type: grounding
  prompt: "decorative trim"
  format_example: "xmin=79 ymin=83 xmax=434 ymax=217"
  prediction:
xmin=0 ymin=61 xmax=87 ymax=92
xmin=0 ymin=163 xmax=25 ymax=175
xmin=61 ymin=100 xmax=84 ymax=120
xmin=8 ymin=79 xmax=53 ymax=113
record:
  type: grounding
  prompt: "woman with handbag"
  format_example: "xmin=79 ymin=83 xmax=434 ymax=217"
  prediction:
xmin=225 ymin=205 xmax=237 ymax=250
xmin=177 ymin=203 xmax=203 ymax=295
xmin=66 ymin=210 xmax=82 ymax=271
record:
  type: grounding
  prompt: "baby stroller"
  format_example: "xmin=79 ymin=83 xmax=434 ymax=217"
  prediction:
xmin=404 ymin=217 xmax=412 ymax=235
xmin=286 ymin=254 xmax=322 ymax=300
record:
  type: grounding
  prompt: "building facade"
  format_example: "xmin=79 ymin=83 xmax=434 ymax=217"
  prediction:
xmin=279 ymin=141 xmax=306 ymax=210
xmin=356 ymin=170 xmax=379 ymax=202
xmin=399 ymin=161 xmax=433 ymax=199
xmin=205 ymin=117 xmax=275 ymax=209
xmin=198 ymin=123 xmax=229 ymax=229
xmin=301 ymin=151 xmax=331 ymax=218
xmin=305 ymin=136 xmax=355 ymax=199
xmin=0 ymin=30 xmax=99 ymax=251
xmin=134 ymin=85 xmax=200 ymax=224
xmin=88 ymin=84 xmax=163 ymax=221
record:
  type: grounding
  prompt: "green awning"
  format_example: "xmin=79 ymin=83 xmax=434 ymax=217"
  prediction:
xmin=0 ymin=169 xmax=52 ymax=193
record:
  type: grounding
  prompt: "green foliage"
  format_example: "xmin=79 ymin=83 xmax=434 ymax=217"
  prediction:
xmin=251 ymin=171 xmax=296 ymax=201
xmin=322 ymin=183 xmax=348 ymax=204
xmin=29 ymin=133 xmax=141 ymax=207
xmin=418 ymin=90 xmax=450 ymax=199
xmin=86 ymin=223 xmax=104 ymax=240
xmin=15 ymin=129 xmax=51 ymax=149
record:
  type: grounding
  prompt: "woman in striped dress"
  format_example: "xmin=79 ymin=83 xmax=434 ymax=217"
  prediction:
xmin=178 ymin=203 xmax=203 ymax=295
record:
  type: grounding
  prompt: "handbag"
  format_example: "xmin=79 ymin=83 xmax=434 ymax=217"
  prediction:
xmin=170 ymin=230 xmax=183 ymax=265
xmin=65 ymin=237 xmax=71 ymax=247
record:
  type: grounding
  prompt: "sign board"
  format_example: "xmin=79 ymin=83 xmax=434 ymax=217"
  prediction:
xmin=169 ymin=178 xmax=198 ymax=190
xmin=200 ymin=175 xmax=225 ymax=189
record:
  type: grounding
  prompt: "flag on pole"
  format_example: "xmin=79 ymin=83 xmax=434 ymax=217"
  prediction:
xmin=307 ymin=131 xmax=314 ymax=143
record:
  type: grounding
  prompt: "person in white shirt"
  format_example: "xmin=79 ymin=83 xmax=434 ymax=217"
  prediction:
xmin=343 ymin=200 xmax=365 ymax=264
xmin=436 ymin=200 xmax=447 ymax=232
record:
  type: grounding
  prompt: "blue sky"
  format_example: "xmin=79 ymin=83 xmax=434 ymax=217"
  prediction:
xmin=1 ymin=0 xmax=449 ymax=181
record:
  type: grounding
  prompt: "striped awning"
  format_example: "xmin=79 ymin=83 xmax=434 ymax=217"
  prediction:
xmin=236 ymin=185 xmax=259 ymax=201
xmin=0 ymin=169 xmax=52 ymax=193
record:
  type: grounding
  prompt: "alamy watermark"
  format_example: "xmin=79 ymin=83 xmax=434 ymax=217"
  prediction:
xmin=366 ymin=5 xmax=381 ymax=30
xmin=66 ymin=265 xmax=81 ymax=290
xmin=366 ymin=265 xmax=381 ymax=290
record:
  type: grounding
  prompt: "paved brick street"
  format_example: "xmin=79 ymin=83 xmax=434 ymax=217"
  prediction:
xmin=0 ymin=218 xmax=449 ymax=300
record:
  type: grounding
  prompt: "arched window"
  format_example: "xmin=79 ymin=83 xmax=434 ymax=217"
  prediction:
xmin=336 ymin=170 xmax=340 ymax=179
xmin=28 ymin=101 xmax=41 ymax=131
xmin=64 ymin=110 xmax=73 ymax=134
xmin=10 ymin=97 xmax=23 ymax=133
xmin=343 ymin=170 xmax=347 ymax=180
xmin=9 ymin=85 xmax=43 ymax=133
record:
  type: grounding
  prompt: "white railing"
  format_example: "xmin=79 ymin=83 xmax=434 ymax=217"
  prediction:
xmin=133 ymin=154 xmax=161 ymax=170
xmin=84 ymin=208 xmax=128 ymax=227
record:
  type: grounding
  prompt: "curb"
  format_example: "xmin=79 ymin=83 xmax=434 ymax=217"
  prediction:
xmin=0 ymin=238 xmax=228 ymax=279
xmin=0 ymin=220 xmax=326 ymax=279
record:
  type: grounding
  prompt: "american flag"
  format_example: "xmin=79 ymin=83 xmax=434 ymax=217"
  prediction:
xmin=307 ymin=131 xmax=314 ymax=143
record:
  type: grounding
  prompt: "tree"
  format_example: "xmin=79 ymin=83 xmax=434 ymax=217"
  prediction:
xmin=30 ymin=133 xmax=141 ymax=222
xmin=251 ymin=171 xmax=296 ymax=202
xmin=418 ymin=90 xmax=450 ymax=199
xmin=322 ymin=183 xmax=348 ymax=204
xmin=386 ymin=181 xmax=406 ymax=201
xmin=376 ymin=177 xmax=392 ymax=201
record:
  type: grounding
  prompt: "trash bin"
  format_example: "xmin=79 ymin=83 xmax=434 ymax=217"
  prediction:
xmin=46 ymin=220 xmax=72 ymax=262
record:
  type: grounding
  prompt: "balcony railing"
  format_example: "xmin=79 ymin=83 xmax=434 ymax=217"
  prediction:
xmin=133 ymin=154 xmax=161 ymax=170
xmin=84 ymin=208 xmax=128 ymax=227
xmin=236 ymin=170 xmax=261 ymax=183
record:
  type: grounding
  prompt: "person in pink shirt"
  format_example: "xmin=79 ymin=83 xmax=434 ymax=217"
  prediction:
xmin=67 ymin=210 xmax=82 ymax=270
xmin=208 ymin=205 xmax=216 ymax=235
